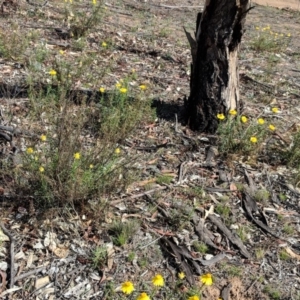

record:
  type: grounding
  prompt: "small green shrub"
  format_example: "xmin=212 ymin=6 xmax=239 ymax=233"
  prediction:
xmin=264 ymin=285 xmax=281 ymax=300
xmin=109 ymin=220 xmax=140 ymax=246
xmin=193 ymin=241 xmax=208 ymax=254
xmin=92 ymin=246 xmax=107 ymax=268
xmin=250 ymin=25 xmax=291 ymax=52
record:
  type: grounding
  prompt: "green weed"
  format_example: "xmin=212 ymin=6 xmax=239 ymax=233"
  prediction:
xmin=92 ymin=246 xmax=107 ymax=269
xmin=193 ymin=241 xmax=208 ymax=254
xmin=156 ymin=174 xmax=173 ymax=185
xmin=250 ymin=25 xmax=291 ymax=52
xmin=109 ymin=220 xmax=140 ymax=247
xmin=264 ymin=285 xmax=281 ymax=300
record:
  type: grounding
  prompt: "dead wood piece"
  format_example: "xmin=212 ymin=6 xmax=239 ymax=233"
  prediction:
xmin=14 ymin=256 xmax=76 ymax=282
xmin=0 ymin=222 xmax=15 ymax=289
xmin=207 ymin=214 xmax=251 ymax=259
xmin=0 ymin=270 xmax=7 ymax=294
xmin=195 ymin=253 xmax=226 ymax=266
xmin=160 ymin=237 xmax=196 ymax=286
xmin=243 ymin=193 xmax=285 ymax=241
xmin=194 ymin=218 xmax=220 ymax=250
xmin=221 ymin=282 xmax=232 ymax=300
xmin=204 ymin=146 xmax=218 ymax=167
xmin=0 ymin=131 xmax=11 ymax=142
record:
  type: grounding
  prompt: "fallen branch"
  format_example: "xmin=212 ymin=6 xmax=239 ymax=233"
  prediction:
xmin=0 ymin=222 xmax=15 ymax=289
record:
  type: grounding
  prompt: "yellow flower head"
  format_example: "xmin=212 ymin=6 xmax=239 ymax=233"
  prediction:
xmin=137 ymin=292 xmax=150 ymax=300
xmin=121 ymin=281 xmax=135 ymax=295
xmin=287 ymin=33 xmax=291 ymax=37
xmin=49 ymin=69 xmax=57 ymax=76
xmin=115 ymin=148 xmax=121 ymax=154
xmin=229 ymin=109 xmax=237 ymax=116
xmin=152 ymin=274 xmax=164 ymax=287
xmin=241 ymin=116 xmax=248 ymax=123
xmin=101 ymin=41 xmax=107 ymax=47
xmin=92 ymin=0 xmax=97 ymax=4
xmin=217 ymin=113 xmax=225 ymax=120
xmin=59 ymin=50 xmax=65 ymax=55
xmin=200 ymin=273 xmax=213 ymax=286
xmin=271 ymin=107 xmax=279 ymax=113
xmin=139 ymin=84 xmax=147 ymax=91
xmin=74 ymin=152 xmax=81 ymax=160
xmin=26 ymin=147 xmax=34 ymax=154
xmin=89 ymin=164 xmax=94 ymax=169
xmin=39 ymin=166 xmax=45 ymax=173
xmin=119 ymin=88 xmax=127 ymax=94
xmin=269 ymin=124 xmax=276 ymax=131
xmin=257 ymin=118 xmax=265 ymax=125
xmin=99 ymin=87 xmax=105 ymax=93
xmin=115 ymin=82 xmax=122 ymax=88
xmin=178 ymin=272 xmax=185 ymax=279
xmin=188 ymin=296 xmax=200 ymax=300
xmin=40 ymin=134 xmax=47 ymax=142
xmin=250 ymin=136 xmax=257 ymax=143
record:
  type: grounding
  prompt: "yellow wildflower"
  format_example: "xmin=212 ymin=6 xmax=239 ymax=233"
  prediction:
xmin=152 ymin=274 xmax=164 ymax=287
xmin=188 ymin=296 xmax=200 ymax=300
xmin=99 ymin=87 xmax=105 ymax=93
xmin=287 ymin=33 xmax=291 ymax=37
xmin=40 ymin=134 xmax=47 ymax=142
xmin=39 ymin=166 xmax=45 ymax=173
xmin=139 ymin=84 xmax=147 ymax=90
xmin=121 ymin=281 xmax=135 ymax=295
xmin=74 ymin=152 xmax=81 ymax=160
xmin=49 ymin=69 xmax=57 ymax=76
xmin=119 ymin=88 xmax=127 ymax=94
xmin=92 ymin=0 xmax=97 ymax=4
xmin=217 ymin=113 xmax=225 ymax=120
xmin=26 ymin=147 xmax=34 ymax=154
xmin=257 ymin=118 xmax=265 ymax=125
xmin=89 ymin=164 xmax=94 ymax=169
xmin=250 ymin=136 xmax=257 ymax=143
xmin=271 ymin=107 xmax=279 ymax=113
xmin=115 ymin=148 xmax=121 ymax=154
xmin=137 ymin=292 xmax=150 ymax=300
xmin=116 ymin=82 xmax=122 ymax=88
xmin=269 ymin=124 xmax=276 ymax=131
xmin=200 ymin=273 xmax=213 ymax=286
xmin=178 ymin=272 xmax=185 ymax=279
xmin=59 ymin=50 xmax=65 ymax=55
xmin=241 ymin=116 xmax=248 ymax=123
xmin=101 ymin=41 xmax=107 ymax=47
xmin=229 ymin=109 xmax=237 ymax=115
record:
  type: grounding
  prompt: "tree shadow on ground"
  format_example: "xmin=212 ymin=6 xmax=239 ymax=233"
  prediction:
xmin=151 ymin=97 xmax=187 ymax=125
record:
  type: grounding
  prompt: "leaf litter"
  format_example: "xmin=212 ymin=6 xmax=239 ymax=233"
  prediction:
xmin=0 ymin=0 xmax=300 ymax=299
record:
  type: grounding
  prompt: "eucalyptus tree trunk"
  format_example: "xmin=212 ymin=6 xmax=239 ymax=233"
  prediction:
xmin=185 ymin=0 xmax=250 ymax=132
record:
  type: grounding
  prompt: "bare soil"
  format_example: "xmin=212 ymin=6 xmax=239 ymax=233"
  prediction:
xmin=0 ymin=1 xmax=300 ymax=300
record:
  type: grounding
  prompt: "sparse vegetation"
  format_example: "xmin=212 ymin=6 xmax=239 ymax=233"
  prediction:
xmin=193 ymin=241 xmax=209 ymax=254
xmin=0 ymin=1 xmax=299 ymax=299
xmin=264 ymin=285 xmax=282 ymax=300
xmin=92 ymin=246 xmax=107 ymax=269
xmin=109 ymin=220 xmax=140 ymax=247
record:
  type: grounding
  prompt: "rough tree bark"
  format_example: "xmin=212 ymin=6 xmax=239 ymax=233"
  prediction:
xmin=185 ymin=0 xmax=250 ymax=133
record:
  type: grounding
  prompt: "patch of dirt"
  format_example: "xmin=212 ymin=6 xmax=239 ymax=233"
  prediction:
xmin=254 ymin=0 xmax=300 ymax=9
xmin=0 ymin=1 xmax=300 ymax=299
